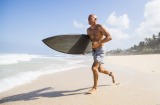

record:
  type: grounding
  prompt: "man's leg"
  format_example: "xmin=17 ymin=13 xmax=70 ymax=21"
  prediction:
xmin=88 ymin=61 xmax=100 ymax=93
xmin=98 ymin=65 xmax=115 ymax=83
xmin=92 ymin=61 xmax=100 ymax=89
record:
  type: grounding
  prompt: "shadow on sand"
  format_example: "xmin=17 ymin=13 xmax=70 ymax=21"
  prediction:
xmin=0 ymin=85 xmax=110 ymax=104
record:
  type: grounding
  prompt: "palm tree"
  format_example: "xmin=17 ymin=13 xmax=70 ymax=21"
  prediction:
xmin=138 ymin=41 xmax=145 ymax=53
xmin=157 ymin=32 xmax=160 ymax=50
xmin=152 ymin=34 xmax=156 ymax=50
xmin=145 ymin=38 xmax=149 ymax=51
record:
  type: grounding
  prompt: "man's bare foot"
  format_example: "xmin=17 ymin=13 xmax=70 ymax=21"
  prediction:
xmin=109 ymin=72 xmax=115 ymax=83
xmin=88 ymin=88 xmax=97 ymax=94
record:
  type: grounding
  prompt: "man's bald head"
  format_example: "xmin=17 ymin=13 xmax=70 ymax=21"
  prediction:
xmin=88 ymin=14 xmax=97 ymax=20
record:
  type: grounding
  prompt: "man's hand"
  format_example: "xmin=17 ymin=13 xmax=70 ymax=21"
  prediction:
xmin=92 ymin=41 xmax=101 ymax=48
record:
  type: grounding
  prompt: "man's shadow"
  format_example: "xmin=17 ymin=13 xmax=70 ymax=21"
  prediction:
xmin=0 ymin=85 xmax=110 ymax=104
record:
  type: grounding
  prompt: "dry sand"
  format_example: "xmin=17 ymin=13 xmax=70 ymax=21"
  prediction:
xmin=0 ymin=54 xmax=160 ymax=105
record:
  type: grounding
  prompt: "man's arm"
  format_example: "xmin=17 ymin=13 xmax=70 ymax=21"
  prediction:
xmin=98 ymin=25 xmax=112 ymax=44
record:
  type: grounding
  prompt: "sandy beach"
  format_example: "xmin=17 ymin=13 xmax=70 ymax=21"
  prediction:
xmin=0 ymin=54 xmax=160 ymax=105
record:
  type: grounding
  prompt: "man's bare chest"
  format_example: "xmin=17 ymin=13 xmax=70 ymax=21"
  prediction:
xmin=89 ymin=28 xmax=101 ymax=35
xmin=89 ymin=28 xmax=102 ymax=37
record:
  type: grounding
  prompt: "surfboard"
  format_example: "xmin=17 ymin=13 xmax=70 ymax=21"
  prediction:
xmin=42 ymin=34 xmax=92 ymax=54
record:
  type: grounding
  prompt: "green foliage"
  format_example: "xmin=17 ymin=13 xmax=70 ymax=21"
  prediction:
xmin=106 ymin=32 xmax=160 ymax=55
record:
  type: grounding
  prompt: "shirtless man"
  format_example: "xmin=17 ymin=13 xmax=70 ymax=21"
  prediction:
xmin=87 ymin=14 xmax=115 ymax=94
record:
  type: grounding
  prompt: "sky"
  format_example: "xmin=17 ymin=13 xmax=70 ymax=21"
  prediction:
xmin=0 ymin=0 xmax=160 ymax=55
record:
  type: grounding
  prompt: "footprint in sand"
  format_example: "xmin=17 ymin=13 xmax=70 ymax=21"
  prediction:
xmin=115 ymin=83 xmax=120 ymax=85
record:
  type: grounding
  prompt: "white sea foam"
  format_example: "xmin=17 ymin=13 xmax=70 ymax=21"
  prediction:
xmin=0 ymin=54 xmax=43 ymax=65
xmin=0 ymin=53 xmax=88 ymax=93
xmin=67 ymin=60 xmax=84 ymax=65
xmin=0 ymin=64 xmax=86 ymax=93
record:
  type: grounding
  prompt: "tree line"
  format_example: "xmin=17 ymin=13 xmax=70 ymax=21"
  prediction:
xmin=106 ymin=32 xmax=160 ymax=55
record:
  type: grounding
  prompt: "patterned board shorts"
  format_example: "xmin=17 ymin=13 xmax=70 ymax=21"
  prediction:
xmin=92 ymin=46 xmax=106 ymax=64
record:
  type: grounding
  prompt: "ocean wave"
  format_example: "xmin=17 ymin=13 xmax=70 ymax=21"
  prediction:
xmin=0 ymin=54 xmax=44 ymax=65
xmin=0 ymin=64 xmax=86 ymax=93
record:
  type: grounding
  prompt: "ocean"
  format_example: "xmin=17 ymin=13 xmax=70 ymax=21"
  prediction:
xmin=0 ymin=53 xmax=92 ymax=93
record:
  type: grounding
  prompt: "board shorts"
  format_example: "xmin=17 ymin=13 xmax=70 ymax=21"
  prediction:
xmin=92 ymin=46 xmax=106 ymax=64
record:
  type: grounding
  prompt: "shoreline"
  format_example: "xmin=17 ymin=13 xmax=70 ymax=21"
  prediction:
xmin=1 ymin=54 xmax=160 ymax=105
xmin=0 ymin=54 xmax=90 ymax=94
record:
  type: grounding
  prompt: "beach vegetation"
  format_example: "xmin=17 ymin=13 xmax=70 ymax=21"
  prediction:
xmin=106 ymin=32 xmax=160 ymax=55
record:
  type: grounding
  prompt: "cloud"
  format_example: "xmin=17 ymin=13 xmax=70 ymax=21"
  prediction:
xmin=135 ymin=0 xmax=160 ymax=39
xmin=73 ymin=20 xmax=86 ymax=29
xmin=106 ymin=11 xmax=130 ymax=30
xmin=107 ymin=27 xmax=130 ymax=40
xmin=106 ymin=12 xmax=130 ymax=40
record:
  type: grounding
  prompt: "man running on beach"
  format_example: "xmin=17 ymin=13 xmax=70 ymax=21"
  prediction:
xmin=87 ymin=14 xmax=115 ymax=94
